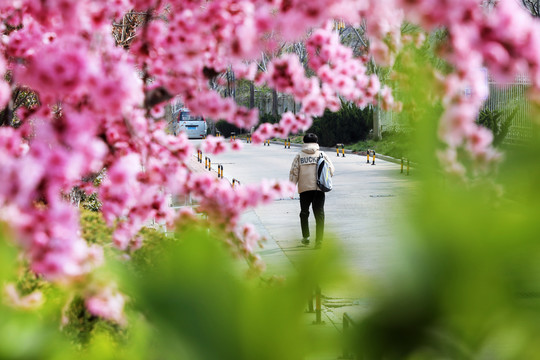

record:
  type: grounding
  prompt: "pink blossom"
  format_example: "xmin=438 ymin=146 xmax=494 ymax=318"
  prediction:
xmin=15 ymin=37 xmax=90 ymax=102
xmin=466 ymin=125 xmax=494 ymax=155
xmin=252 ymin=122 xmax=275 ymax=144
xmin=202 ymin=136 xmax=228 ymax=155
xmin=4 ymin=283 xmax=44 ymax=310
xmin=438 ymin=103 xmax=479 ymax=147
xmin=236 ymin=223 xmax=261 ymax=253
xmin=85 ymin=287 xmax=126 ymax=325
xmin=3 ymin=0 xmax=540 ymax=321
xmin=0 ymin=80 xmax=10 ymax=109
xmin=437 ymin=148 xmax=466 ymax=178
xmin=230 ymin=140 xmax=243 ymax=151
xmin=370 ymin=41 xmax=394 ymax=67
xmin=380 ymin=86 xmax=395 ymax=111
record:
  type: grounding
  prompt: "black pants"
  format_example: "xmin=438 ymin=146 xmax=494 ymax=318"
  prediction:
xmin=299 ymin=190 xmax=325 ymax=243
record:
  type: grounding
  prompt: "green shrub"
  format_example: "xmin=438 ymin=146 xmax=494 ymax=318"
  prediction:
xmin=82 ymin=193 xmax=102 ymax=212
xmin=215 ymin=120 xmax=242 ymax=137
xmin=477 ymin=107 xmax=516 ymax=147
xmin=348 ymin=127 xmax=413 ymax=159
xmin=80 ymin=209 xmax=112 ymax=245
xmin=307 ymin=102 xmax=373 ymax=147
xmin=259 ymin=112 xmax=279 ymax=124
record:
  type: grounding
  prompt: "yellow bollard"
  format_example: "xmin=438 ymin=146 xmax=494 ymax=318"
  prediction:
xmin=371 ymin=150 xmax=376 ymax=165
xmin=205 ymin=156 xmax=208 ymax=169
xmin=336 ymin=145 xmax=340 ymax=157
xmin=208 ymin=158 xmax=211 ymax=171
xmin=367 ymin=150 xmax=370 ymax=163
xmin=341 ymin=144 xmax=345 ymax=157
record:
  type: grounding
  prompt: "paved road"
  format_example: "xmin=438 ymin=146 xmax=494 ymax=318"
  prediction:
xmin=198 ymin=140 xmax=414 ymax=296
xmin=184 ymin=139 xmax=415 ymax=359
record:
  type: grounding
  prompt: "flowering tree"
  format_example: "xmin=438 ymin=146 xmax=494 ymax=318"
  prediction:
xmin=1 ymin=0 xmax=540 ymax=324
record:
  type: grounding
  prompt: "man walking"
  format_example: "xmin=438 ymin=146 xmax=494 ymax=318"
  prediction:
xmin=289 ymin=133 xmax=335 ymax=248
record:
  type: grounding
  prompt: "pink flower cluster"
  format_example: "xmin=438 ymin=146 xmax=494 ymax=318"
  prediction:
xmin=361 ymin=2 xmax=404 ymax=66
xmin=307 ymin=25 xmax=397 ymax=110
xmin=252 ymin=23 xmax=398 ymax=142
xmin=187 ymin=173 xmax=295 ymax=227
xmin=397 ymin=0 xmax=540 ymax=172
xmin=85 ymin=286 xmax=127 ymax=325
xmin=4 ymin=283 xmax=44 ymax=310
xmin=2 ymin=0 xmax=540 ymax=323
xmin=0 ymin=112 xmax=105 ymax=282
xmin=184 ymin=172 xmax=295 ymax=270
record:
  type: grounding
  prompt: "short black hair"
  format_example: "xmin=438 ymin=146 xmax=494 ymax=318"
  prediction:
xmin=303 ymin=133 xmax=318 ymax=144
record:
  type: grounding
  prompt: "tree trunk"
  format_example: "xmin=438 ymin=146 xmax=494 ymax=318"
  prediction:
xmin=231 ymin=71 xmax=236 ymax=100
xmin=226 ymin=70 xmax=231 ymax=97
xmin=249 ymin=81 xmax=255 ymax=109
xmin=272 ymin=89 xmax=278 ymax=119
xmin=0 ymin=107 xmax=13 ymax=127
xmin=373 ymin=105 xmax=382 ymax=140
xmin=226 ymin=68 xmax=236 ymax=100
xmin=0 ymin=88 xmax=19 ymax=127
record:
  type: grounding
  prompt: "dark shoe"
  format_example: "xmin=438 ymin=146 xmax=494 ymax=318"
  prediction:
xmin=314 ymin=242 xmax=322 ymax=249
xmin=301 ymin=237 xmax=310 ymax=245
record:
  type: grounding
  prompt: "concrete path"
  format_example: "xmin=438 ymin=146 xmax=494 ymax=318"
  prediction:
xmin=194 ymin=139 xmax=416 ymax=349
xmin=190 ymin=141 xmax=414 ymax=360
xmin=205 ymin=140 xmax=414 ymax=284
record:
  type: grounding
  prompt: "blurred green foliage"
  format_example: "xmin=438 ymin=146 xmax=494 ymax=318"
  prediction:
xmin=0 ymin=217 xmax=342 ymax=359
xmin=62 ymin=296 xmax=127 ymax=346
xmin=344 ymin=36 xmax=540 ymax=360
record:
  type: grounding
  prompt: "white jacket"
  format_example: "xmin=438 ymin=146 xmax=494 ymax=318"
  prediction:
xmin=289 ymin=143 xmax=335 ymax=193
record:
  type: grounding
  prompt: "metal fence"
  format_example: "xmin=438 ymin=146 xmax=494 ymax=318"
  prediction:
xmin=381 ymin=74 xmax=534 ymax=144
xmin=483 ymin=74 xmax=533 ymax=144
